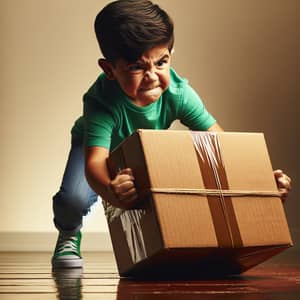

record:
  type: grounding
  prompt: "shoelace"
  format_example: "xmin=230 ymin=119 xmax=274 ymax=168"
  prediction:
xmin=57 ymin=235 xmax=79 ymax=254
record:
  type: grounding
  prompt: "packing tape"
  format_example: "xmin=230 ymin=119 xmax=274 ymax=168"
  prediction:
xmin=192 ymin=132 xmax=240 ymax=248
xmin=106 ymin=145 xmax=148 ymax=264
xmin=120 ymin=209 xmax=147 ymax=264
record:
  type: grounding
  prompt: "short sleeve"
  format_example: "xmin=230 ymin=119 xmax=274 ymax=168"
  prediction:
xmin=178 ymin=84 xmax=216 ymax=130
xmin=83 ymin=96 xmax=115 ymax=149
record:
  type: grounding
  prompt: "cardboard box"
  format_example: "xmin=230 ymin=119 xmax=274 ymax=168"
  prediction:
xmin=107 ymin=130 xmax=293 ymax=277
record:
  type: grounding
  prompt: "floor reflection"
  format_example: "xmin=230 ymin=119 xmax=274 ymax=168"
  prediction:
xmin=116 ymin=278 xmax=259 ymax=300
xmin=116 ymin=266 xmax=300 ymax=300
xmin=52 ymin=268 xmax=83 ymax=300
xmin=49 ymin=251 xmax=300 ymax=300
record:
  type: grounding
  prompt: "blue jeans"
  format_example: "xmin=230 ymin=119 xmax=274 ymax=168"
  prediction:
xmin=52 ymin=143 xmax=98 ymax=234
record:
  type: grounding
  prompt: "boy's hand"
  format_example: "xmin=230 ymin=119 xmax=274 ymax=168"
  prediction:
xmin=108 ymin=168 xmax=138 ymax=209
xmin=274 ymin=169 xmax=292 ymax=203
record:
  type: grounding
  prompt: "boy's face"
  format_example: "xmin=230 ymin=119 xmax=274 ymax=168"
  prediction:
xmin=99 ymin=44 xmax=171 ymax=107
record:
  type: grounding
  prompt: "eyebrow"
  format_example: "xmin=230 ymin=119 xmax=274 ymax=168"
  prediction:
xmin=155 ymin=54 xmax=170 ymax=63
xmin=135 ymin=53 xmax=170 ymax=65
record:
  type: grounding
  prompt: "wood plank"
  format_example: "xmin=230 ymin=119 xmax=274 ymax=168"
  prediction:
xmin=0 ymin=251 xmax=299 ymax=299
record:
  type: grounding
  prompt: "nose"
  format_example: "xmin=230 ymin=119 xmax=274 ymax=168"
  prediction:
xmin=144 ymin=67 xmax=158 ymax=82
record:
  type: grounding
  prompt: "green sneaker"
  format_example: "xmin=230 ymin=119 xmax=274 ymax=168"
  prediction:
xmin=52 ymin=231 xmax=83 ymax=269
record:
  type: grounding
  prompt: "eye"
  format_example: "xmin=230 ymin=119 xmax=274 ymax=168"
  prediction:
xmin=156 ymin=59 xmax=168 ymax=68
xmin=128 ymin=64 xmax=143 ymax=72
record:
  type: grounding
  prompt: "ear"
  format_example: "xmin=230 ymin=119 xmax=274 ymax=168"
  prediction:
xmin=98 ymin=59 xmax=115 ymax=80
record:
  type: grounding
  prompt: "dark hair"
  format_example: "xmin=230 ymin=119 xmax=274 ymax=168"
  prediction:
xmin=94 ymin=0 xmax=174 ymax=63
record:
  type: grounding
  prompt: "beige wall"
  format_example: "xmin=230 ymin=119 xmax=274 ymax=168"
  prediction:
xmin=1 ymin=1 xmax=299 ymax=245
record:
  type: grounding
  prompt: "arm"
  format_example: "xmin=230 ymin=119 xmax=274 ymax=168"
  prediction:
xmin=85 ymin=146 xmax=138 ymax=209
xmin=207 ymin=123 xmax=224 ymax=132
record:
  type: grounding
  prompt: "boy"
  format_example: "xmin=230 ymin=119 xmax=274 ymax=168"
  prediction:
xmin=52 ymin=0 xmax=291 ymax=269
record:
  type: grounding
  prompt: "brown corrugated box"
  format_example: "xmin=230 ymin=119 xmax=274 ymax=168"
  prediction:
xmin=107 ymin=130 xmax=293 ymax=277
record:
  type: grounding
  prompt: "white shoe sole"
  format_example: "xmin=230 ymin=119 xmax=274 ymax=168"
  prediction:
xmin=52 ymin=257 xmax=83 ymax=269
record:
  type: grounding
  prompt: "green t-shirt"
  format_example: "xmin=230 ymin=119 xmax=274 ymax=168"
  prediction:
xmin=71 ymin=68 xmax=216 ymax=151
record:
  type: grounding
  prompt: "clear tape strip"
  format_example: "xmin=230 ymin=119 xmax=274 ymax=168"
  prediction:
xmin=120 ymin=209 xmax=147 ymax=264
xmin=192 ymin=132 xmax=233 ymax=246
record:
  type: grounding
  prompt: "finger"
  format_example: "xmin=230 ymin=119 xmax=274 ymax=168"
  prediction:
xmin=116 ymin=173 xmax=135 ymax=184
xmin=112 ymin=171 xmax=135 ymax=186
xmin=119 ymin=168 xmax=134 ymax=177
xmin=115 ymin=180 xmax=135 ymax=194
xmin=285 ymin=175 xmax=292 ymax=184
xmin=277 ymin=177 xmax=291 ymax=190
xmin=115 ymin=169 xmax=135 ymax=182
xmin=120 ymin=187 xmax=137 ymax=200
xmin=273 ymin=169 xmax=283 ymax=179
xmin=277 ymin=172 xmax=291 ymax=184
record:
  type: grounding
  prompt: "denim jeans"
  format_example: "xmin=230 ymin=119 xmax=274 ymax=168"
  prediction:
xmin=52 ymin=143 xmax=98 ymax=234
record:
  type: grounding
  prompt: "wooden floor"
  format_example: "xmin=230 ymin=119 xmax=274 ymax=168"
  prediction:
xmin=0 ymin=250 xmax=299 ymax=300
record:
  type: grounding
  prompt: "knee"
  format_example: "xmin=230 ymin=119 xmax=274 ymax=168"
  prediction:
xmin=53 ymin=190 xmax=93 ymax=215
